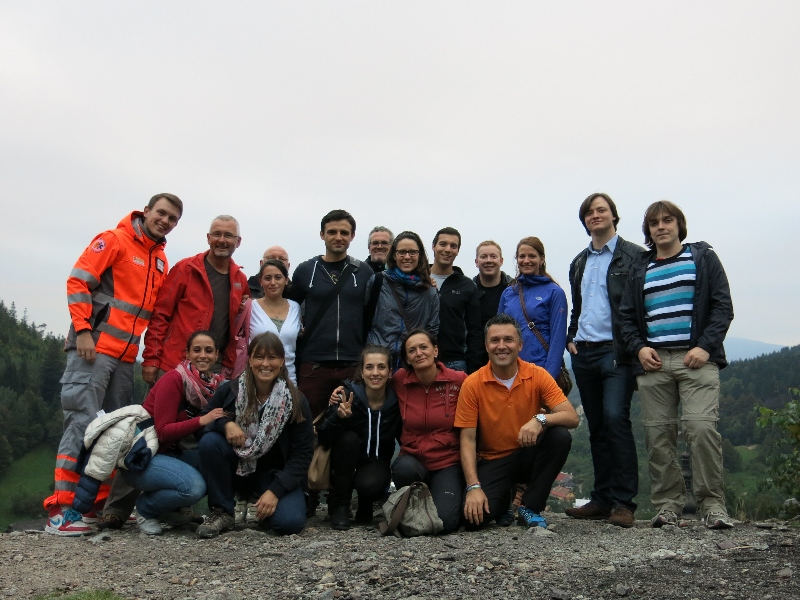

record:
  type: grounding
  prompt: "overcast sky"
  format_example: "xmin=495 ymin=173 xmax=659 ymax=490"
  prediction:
xmin=2 ymin=2 xmax=798 ymax=346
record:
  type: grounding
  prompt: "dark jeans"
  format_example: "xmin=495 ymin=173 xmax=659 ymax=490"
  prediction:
xmin=469 ymin=426 xmax=572 ymax=527
xmin=297 ymin=362 xmax=357 ymax=419
xmin=392 ymin=454 xmax=464 ymax=534
xmin=330 ymin=430 xmax=392 ymax=508
xmin=198 ymin=432 xmax=306 ymax=535
xmin=571 ymin=344 xmax=638 ymax=511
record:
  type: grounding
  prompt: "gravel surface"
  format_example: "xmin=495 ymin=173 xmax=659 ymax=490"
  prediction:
xmin=1 ymin=508 xmax=797 ymax=600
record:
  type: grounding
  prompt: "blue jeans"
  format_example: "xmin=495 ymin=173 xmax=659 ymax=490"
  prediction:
xmin=443 ymin=360 xmax=467 ymax=373
xmin=198 ymin=432 xmax=306 ymax=535
xmin=121 ymin=451 xmax=206 ymax=520
xmin=571 ymin=344 xmax=638 ymax=511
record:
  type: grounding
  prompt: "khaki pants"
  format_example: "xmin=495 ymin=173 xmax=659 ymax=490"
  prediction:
xmin=637 ymin=349 xmax=725 ymax=517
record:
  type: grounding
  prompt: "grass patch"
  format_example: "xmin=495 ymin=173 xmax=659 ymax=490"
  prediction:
xmin=0 ymin=445 xmax=53 ymax=531
xmin=32 ymin=591 xmax=127 ymax=600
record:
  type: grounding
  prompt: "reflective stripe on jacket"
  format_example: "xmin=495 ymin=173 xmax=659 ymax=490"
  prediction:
xmin=65 ymin=212 xmax=169 ymax=363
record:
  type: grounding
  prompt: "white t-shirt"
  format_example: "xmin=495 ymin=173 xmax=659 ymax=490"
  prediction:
xmin=493 ymin=371 xmax=518 ymax=390
xmin=249 ymin=299 xmax=302 ymax=384
xmin=431 ymin=273 xmax=451 ymax=290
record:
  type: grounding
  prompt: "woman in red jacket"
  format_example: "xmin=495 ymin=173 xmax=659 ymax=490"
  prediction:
xmin=120 ymin=331 xmax=226 ymax=535
xmin=391 ymin=328 xmax=467 ymax=533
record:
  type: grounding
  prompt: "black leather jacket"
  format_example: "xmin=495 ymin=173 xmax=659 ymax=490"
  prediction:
xmin=567 ymin=236 xmax=644 ymax=365
xmin=618 ymin=241 xmax=734 ymax=376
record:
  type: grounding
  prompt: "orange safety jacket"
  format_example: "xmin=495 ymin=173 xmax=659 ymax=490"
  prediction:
xmin=64 ymin=212 xmax=169 ymax=363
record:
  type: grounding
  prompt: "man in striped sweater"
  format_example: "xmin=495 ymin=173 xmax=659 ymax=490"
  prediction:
xmin=619 ymin=201 xmax=734 ymax=530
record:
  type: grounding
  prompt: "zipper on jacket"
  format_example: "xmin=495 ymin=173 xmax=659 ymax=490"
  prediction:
xmin=120 ymin=240 xmax=160 ymax=360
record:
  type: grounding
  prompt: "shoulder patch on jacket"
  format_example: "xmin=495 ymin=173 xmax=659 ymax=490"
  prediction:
xmin=91 ymin=239 xmax=106 ymax=253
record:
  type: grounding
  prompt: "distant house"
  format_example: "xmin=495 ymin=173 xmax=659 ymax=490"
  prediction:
xmin=554 ymin=472 xmax=574 ymax=488
xmin=549 ymin=486 xmax=574 ymax=501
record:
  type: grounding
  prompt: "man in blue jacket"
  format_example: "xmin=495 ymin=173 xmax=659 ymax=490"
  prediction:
xmin=565 ymin=193 xmax=644 ymax=528
xmin=619 ymin=201 xmax=734 ymax=529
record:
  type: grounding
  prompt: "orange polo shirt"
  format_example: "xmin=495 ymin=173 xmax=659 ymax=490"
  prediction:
xmin=454 ymin=358 xmax=567 ymax=460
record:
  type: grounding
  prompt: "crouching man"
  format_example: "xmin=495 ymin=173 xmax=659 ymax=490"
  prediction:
xmin=456 ymin=313 xmax=579 ymax=529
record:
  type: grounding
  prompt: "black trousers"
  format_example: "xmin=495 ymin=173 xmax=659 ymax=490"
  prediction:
xmin=330 ymin=430 xmax=391 ymax=508
xmin=391 ymin=454 xmax=464 ymax=534
xmin=470 ymin=425 xmax=572 ymax=526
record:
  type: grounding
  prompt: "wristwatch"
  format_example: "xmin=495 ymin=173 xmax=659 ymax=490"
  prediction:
xmin=535 ymin=414 xmax=547 ymax=427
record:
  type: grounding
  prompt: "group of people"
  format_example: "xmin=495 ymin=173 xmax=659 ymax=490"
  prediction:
xmin=45 ymin=191 xmax=735 ymax=540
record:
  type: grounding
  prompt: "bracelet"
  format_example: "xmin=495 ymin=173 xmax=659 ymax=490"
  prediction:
xmin=465 ymin=482 xmax=482 ymax=493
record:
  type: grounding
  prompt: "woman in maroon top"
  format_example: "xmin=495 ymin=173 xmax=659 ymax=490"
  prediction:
xmin=390 ymin=328 xmax=467 ymax=533
xmin=121 ymin=331 xmax=226 ymax=535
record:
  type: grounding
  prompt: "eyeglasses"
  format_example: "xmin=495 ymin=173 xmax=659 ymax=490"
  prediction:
xmin=370 ymin=241 xmax=391 ymax=247
xmin=395 ymin=249 xmax=420 ymax=257
xmin=209 ymin=232 xmax=239 ymax=240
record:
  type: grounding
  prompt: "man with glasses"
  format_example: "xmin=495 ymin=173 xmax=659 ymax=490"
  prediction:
xmin=365 ymin=226 xmax=393 ymax=273
xmin=143 ymin=215 xmax=249 ymax=383
xmin=248 ymin=245 xmax=291 ymax=299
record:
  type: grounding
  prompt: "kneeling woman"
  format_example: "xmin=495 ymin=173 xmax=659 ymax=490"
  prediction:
xmin=198 ymin=332 xmax=313 ymax=537
xmin=391 ymin=329 xmax=467 ymax=533
xmin=122 ymin=331 xmax=227 ymax=535
xmin=317 ymin=345 xmax=401 ymax=530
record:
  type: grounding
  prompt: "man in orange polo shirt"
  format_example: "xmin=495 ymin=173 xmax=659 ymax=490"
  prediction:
xmin=456 ymin=313 xmax=579 ymax=529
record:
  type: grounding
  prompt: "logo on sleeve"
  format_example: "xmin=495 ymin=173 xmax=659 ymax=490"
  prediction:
xmin=91 ymin=239 xmax=106 ymax=253
xmin=234 ymin=282 xmax=242 ymax=289
xmin=156 ymin=258 xmax=165 ymax=273
xmin=132 ymin=257 xmax=145 ymax=267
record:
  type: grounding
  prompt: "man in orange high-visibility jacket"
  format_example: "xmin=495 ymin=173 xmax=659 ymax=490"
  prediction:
xmin=44 ymin=193 xmax=183 ymax=536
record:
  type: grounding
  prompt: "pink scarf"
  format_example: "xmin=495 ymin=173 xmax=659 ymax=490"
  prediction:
xmin=175 ymin=360 xmax=224 ymax=410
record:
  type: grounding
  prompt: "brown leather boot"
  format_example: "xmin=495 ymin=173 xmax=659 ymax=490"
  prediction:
xmin=608 ymin=506 xmax=635 ymax=528
xmin=564 ymin=501 xmax=611 ymax=520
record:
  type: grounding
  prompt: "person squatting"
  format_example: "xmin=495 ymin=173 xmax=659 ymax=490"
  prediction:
xmin=46 ymin=195 xmax=734 ymax=539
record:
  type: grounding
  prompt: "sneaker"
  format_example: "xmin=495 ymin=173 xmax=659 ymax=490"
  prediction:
xmin=160 ymin=508 xmax=204 ymax=527
xmin=330 ymin=505 xmax=351 ymax=530
xmin=496 ymin=507 xmax=516 ymax=527
xmin=137 ymin=517 xmax=163 ymax=536
xmin=246 ymin=503 xmax=258 ymax=524
xmin=608 ymin=506 xmax=635 ymax=528
xmin=80 ymin=509 xmax=101 ymax=524
xmin=565 ymin=501 xmax=611 ymax=520
xmin=650 ymin=509 xmax=679 ymax=528
xmin=197 ymin=508 xmax=235 ymax=539
xmin=705 ymin=512 xmax=734 ymax=530
xmin=45 ymin=506 xmax=93 ymax=536
xmin=517 ymin=506 xmax=547 ymax=528
xmin=234 ymin=499 xmax=247 ymax=525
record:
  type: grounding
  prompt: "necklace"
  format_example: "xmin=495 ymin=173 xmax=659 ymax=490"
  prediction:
xmin=259 ymin=297 xmax=286 ymax=319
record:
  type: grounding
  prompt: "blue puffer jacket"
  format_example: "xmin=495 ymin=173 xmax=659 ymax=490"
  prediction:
xmin=497 ymin=275 xmax=568 ymax=380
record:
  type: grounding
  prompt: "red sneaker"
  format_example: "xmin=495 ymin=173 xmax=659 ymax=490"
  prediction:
xmin=45 ymin=506 xmax=93 ymax=536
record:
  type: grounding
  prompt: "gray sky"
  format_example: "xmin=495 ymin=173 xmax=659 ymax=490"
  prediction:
xmin=2 ymin=2 xmax=798 ymax=346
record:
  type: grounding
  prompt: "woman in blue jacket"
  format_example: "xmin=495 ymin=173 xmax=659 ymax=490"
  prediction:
xmin=498 ymin=237 xmax=568 ymax=380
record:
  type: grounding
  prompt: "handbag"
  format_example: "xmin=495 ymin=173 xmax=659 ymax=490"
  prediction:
xmin=307 ymin=413 xmax=332 ymax=491
xmin=221 ymin=299 xmax=252 ymax=380
xmin=379 ymin=482 xmax=444 ymax=537
xmin=516 ymin=284 xmax=573 ymax=396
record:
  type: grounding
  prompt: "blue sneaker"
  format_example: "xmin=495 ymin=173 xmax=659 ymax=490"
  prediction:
xmin=517 ymin=506 xmax=547 ymax=528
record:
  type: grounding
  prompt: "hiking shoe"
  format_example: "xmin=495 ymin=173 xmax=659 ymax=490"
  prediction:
xmin=137 ymin=517 xmax=163 ymax=535
xmin=330 ymin=505 xmax=351 ymax=530
xmin=234 ymin=499 xmax=247 ymax=525
xmin=565 ymin=501 xmax=611 ymax=520
xmin=45 ymin=506 xmax=93 ymax=536
xmin=197 ymin=508 xmax=235 ymax=539
xmin=608 ymin=506 xmax=635 ymax=528
xmin=160 ymin=508 xmax=204 ymax=527
xmin=496 ymin=507 xmax=516 ymax=527
xmin=95 ymin=513 xmax=137 ymax=529
xmin=246 ymin=503 xmax=258 ymax=524
xmin=517 ymin=506 xmax=547 ymax=528
xmin=651 ymin=509 xmax=679 ymax=528
xmin=705 ymin=512 xmax=734 ymax=530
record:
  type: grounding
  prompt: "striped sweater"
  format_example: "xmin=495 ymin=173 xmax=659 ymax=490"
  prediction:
xmin=643 ymin=246 xmax=696 ymax=347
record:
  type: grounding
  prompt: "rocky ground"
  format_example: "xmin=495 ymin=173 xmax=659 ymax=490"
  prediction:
xmin=1 ymin=508 xmax=797 ymax=600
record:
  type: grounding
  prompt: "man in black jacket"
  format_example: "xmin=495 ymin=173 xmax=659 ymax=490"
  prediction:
xmin=473 ymin=240 xmax=512 ymax=366
xmin=619 ymin=201 xmax=734 ymax=530
xmin=564 ymin=193 xmax=644 ymax=528
xmin=430 ymin=227 xmax=483 ymax=373
xmin=364 ymin=226 xmax=393 ymax=273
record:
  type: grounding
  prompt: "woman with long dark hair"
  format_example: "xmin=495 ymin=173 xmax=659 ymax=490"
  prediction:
xmin=317 ymin=344 xmax=401 ymax=530
xmin=390 ymin=328 xmax=466 ymax=533
xmin=197 ymin=332 xmax=313 ymax=537
xmin=367 ymin=231 xmax=439 ymax=370
xmin=497 ymin=237 xmax=568 ymax=380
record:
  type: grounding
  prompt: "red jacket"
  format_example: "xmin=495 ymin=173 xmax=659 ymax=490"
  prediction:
xmin=142 ymin=251 xmax=248 ymax=372
xmin=142 ymin=369 xmax=204 ymax=454
xmin=65 ymin=212 xmax=168 ymax=363
xmin=391 ymin=363 xmax=467 ymax=472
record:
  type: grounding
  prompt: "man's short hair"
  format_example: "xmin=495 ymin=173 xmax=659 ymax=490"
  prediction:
xmin=433 ymin=227 xmax=461 ymax=249
xmin=210 ymin=215 xmax=240 ymax=236
xmin=368 ymin=226 xmax=394 ymax=245
xmin=484 ymin=313 xmax=523 ymax=341
xmin=475 ymin=240 xmax=502 ymax=259
xmin=579 ymin=193 xmax=619 ymax=235
xmin=321 ymin=209 xmax=356 ymax=234
xmin=147 ymin=193 xmax=183 ymax=216
xmin=642 ymin=200 xmax=688 ymax=248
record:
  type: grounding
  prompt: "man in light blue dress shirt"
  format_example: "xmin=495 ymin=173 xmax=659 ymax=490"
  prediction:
xmin=564 ymin=193 xmax=644 ymax=528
